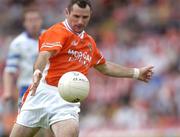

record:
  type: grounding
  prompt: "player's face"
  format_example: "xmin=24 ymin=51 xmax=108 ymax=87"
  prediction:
xmin=24 ymin=11 xmax=43 ymax=37
xmin=66 ymin=4 xmax=91 ymax=33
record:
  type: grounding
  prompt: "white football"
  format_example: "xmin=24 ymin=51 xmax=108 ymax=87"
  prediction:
xmin=58 ymin=71 xmax=90 ymax=103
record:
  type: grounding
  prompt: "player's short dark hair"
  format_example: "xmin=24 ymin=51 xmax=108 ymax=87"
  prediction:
xmin=22 ymin=7 xmax=42 ymax=21
xmin=23 ymin=7 xmax=41 ymax=16
xmin=68 ymin=0 xmax=92 ymax=11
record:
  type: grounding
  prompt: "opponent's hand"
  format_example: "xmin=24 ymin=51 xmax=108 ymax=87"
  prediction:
xmin=1 ymin=91 xmax=13 ymax=102
xmin=138 ymin=65 xmax=154 ymax=82
xmin=30 ymin=69 xmax=42 ymax=96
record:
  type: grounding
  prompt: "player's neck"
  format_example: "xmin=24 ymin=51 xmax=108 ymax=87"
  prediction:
xmin=26 ymin=31 xmax=40 ymax=40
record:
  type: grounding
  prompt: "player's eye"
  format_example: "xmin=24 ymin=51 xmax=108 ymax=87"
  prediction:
xmin=83 ymin=16 xmax=89 ymax=19
xmin=74 ymin=15 xmax=80 ymax=18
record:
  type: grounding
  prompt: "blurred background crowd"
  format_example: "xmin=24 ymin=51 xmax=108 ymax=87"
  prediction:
xmin=0 ymin=0 xmax=179 ymax=137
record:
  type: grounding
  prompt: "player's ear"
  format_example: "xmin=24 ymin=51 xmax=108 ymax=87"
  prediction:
xmin=65 ymin=8 xmax=69 ymax=17
xmin=23 ymin=20 xmax=27 ymax=29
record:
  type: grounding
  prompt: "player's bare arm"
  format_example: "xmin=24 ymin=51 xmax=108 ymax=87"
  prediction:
xmin=94 ymin=61 xmax=154 ymax=82
xmin=30 ymin=51 xmax=55 ymax=95
xmin=2 ymin=71 xmax=16 ymax=101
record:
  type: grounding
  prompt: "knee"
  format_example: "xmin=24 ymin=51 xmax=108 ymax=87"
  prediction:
xmin=51 ymin=119 xmax=79 ymax=137
xmin=71 ymin=121 xmax=79 ymax=137
xmin=65 ymin=119 xmax=79 ymax=137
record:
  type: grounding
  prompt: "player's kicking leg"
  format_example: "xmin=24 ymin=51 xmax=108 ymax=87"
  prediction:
xmin=10 ymin=123 xmax=40 ymax=137
xmin=51 ymin=119 xmax=79 ymax=137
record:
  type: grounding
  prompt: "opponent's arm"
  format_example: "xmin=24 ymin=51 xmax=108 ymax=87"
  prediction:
xmin=2 ymin=42 xmax=19 ymax=101
xmin=2 ymin=71 xmax=16 ymax=101
xmin=94 ymin=61 xmax=154 ymax=82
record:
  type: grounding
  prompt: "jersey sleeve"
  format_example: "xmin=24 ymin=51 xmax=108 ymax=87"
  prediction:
xmin=4 ymin=41 xmax=21 ymax=73
xmin=39 ymin=26 xmax=67 ymax=53
xmin=91 ymin=43 xmax=106 ymax=67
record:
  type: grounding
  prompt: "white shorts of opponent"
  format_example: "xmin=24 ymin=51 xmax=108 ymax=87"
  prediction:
xmin=16 ymin=82 xmax=80 ymax=129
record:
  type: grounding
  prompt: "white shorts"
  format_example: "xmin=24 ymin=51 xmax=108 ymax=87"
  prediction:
xmin=16 ymin=82 xmax=80 ymax=129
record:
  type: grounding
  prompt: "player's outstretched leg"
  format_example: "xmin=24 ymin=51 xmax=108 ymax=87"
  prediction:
xmin=10 ymin=123 xmax=40 ymax=137
xmin=51 ymin=119 xmax=79 ymax=137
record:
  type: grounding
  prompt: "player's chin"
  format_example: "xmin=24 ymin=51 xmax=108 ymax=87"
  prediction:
xmin=74 ymin=27 xmax=84 ymax=33
xmin=145 ymin=78 xmax=151 ymax=83
xmin=75 ymin=30 xmax=83 ymax=34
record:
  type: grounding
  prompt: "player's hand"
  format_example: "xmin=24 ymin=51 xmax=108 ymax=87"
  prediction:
xmin=1 ymin=91 xmax=13 ymax=102
xmin=138 ymin=65 xmax=154 ymax=82
xmin=30 ymin=69 xmax=42 ymax=96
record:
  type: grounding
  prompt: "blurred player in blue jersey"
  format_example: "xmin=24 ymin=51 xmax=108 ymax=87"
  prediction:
xmin=2 ymin=7 xmax=54 ymax=137
xmin=2 ymin=7 xmax=43 ymax=109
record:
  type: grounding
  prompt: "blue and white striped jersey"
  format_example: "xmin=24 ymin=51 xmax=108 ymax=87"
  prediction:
xmin=4 ymin=32 xmax=39 ymax=88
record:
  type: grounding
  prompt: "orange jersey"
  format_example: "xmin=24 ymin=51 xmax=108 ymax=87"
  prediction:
xmin=39 ymin=20 xmax=106 ymax=87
